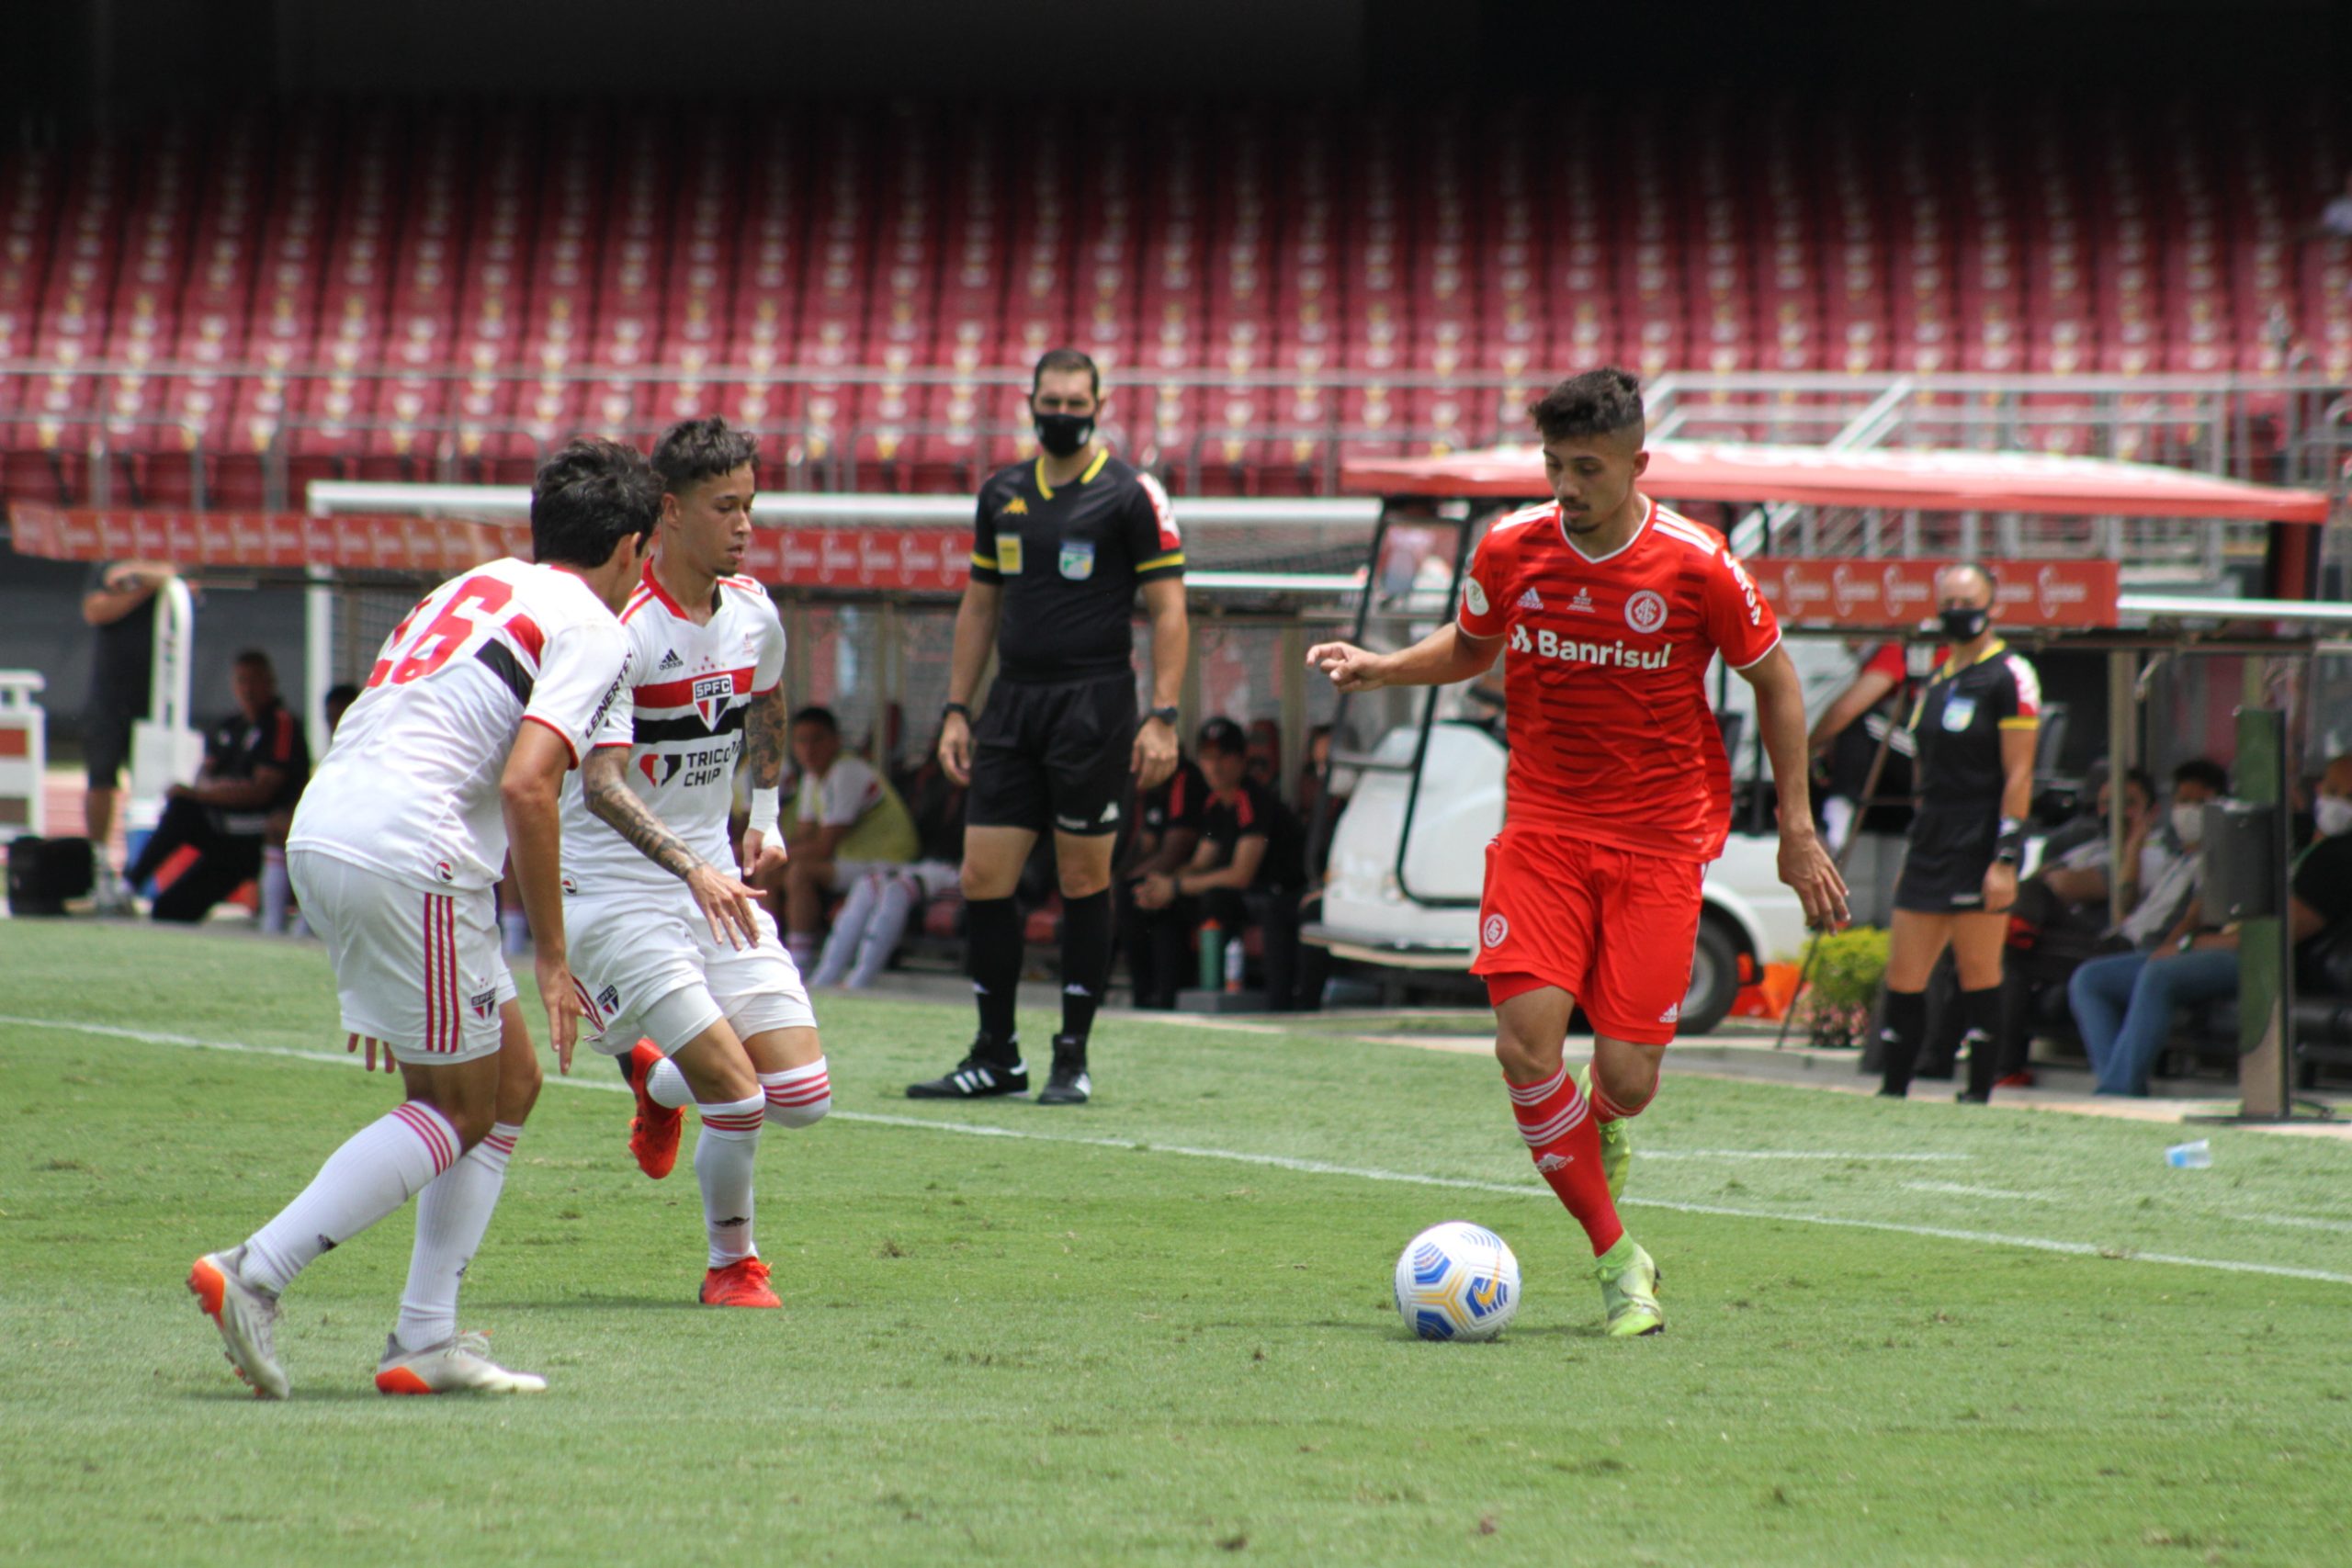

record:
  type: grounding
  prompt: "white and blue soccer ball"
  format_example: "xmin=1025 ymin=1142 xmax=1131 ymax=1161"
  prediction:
xmin=1393 ymin=1221 xmax=1521 ymax=1341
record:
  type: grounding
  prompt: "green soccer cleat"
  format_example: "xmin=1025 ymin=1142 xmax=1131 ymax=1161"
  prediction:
xmin=1599 ymin=1242 xmax=1665 ymax=1337
xmin=1580 ymin=1068 xmax=1631 ymax=1201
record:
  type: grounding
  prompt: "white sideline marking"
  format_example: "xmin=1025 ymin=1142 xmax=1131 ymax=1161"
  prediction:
xmin=1904 ymin=1180 xmax=2056 ymax=1202
xmin=11 ymin=1013 xmax=2352 ymax=1289
xmin=2230 ymin=1213 xmax=2352 ymax=1235
xmin=1647 ymin=1150 xmax=1970 ymax=1163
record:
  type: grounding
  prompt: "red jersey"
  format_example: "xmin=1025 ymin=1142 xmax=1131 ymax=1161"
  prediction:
xmin=1456 ymin=496 xmax=1781 ymax=862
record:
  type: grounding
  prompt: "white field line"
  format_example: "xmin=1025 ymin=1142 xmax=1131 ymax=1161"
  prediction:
xmin=1904 ymin=1180 xmax=2057 ymax=1202
xmin=10 ymin=1013 xmax=2352 ymax=1289
xmin=2228 ymin=1212 xmax=2352 ymax=1235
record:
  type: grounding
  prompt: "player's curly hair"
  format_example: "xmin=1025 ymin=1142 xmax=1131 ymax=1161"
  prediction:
xmin=1529 ymin=367 xmax=1645 ymax=443
xmin=530 ymin=437 xmax=661 ymax=570
xmin=651 ymin=416 xmax=761 ymax=495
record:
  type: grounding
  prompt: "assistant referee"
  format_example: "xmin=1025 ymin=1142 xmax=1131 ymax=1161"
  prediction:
xmin=1876 ymin=562 xmax=2042 ymax=1100
xmin=908 ymin=347 xmax=1189 ymax=1106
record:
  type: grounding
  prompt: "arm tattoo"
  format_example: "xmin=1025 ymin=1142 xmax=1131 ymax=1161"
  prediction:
xmin=582 ymin=750 xmax=705 ymax=882
xmin=744 ymin=686 xmax=787 ymax=791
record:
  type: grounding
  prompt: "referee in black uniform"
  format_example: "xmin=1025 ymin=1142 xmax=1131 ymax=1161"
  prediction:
xmin=1876 ymin=563 xmax=2042 ymax=1100
xmin=908 ymin=348 xmax=1190 ymax=1105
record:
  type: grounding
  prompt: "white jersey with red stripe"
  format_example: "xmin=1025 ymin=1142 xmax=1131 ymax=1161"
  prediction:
xmin=288 ymin=557 xmax=628 ymax=894
xmin=559 ymin=567 xmax=786 ymax=895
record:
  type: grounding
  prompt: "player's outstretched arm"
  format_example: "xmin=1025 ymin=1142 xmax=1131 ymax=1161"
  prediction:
xmin=502 ymin=723 xmax=586 ymax=1070
xmin=739 ymin=684 xmax=788 ymax=880
xmin=1736 ymin=644 xmax=1850 ymax=930
xmin=1306 ymin=624 xmax=1501 ymax=694
xmin=580 ymin=746 xmax=765 ymax=950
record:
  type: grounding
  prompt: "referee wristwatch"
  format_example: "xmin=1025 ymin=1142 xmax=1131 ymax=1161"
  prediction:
xmin=1146 ymin=705 xmax=1180 ymax=728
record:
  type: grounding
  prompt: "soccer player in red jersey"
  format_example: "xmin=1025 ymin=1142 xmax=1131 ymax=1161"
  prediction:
xmin=1310 ymin=368 xmax=1848 ymax=1336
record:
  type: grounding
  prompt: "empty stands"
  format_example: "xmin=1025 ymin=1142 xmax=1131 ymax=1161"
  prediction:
xmin=1 ymin=93 xmax=2346 ymax=505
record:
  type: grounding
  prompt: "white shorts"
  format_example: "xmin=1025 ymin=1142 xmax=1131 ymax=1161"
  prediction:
xmin=289 ymin=848 xmax=516 ymax=1065
xmin=567 ymin=883 xmax=817 ymax=1057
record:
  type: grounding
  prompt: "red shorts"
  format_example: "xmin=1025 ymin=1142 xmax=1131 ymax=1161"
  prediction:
xmin=1474 ymin=826 xmax=1706 ymax=1045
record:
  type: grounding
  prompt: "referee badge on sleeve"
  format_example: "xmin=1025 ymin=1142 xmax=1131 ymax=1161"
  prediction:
xmin=1058 ymin=539 xmax=1096 ymax=580
xmin=998 ymin=536 xmax=1024 ymax=575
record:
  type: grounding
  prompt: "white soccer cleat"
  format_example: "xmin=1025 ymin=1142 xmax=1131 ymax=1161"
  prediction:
xmin=374 ymin=1331 xmax=548 ymax=1395
xmin=187 ymin=1248 xmax=289 ymax=1399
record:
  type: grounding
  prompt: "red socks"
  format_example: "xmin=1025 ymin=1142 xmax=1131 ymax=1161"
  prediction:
xmin=1506 ymin=1064 xmax=1623 ymax=1257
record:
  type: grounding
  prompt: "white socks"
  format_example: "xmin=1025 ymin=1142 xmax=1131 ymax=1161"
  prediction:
xmin=759 ymin=1058 xmax=831 ymax=1128
xmin=259 ymin=847 xmax=292 ymax=934
xmin=654 ymin=1054 xmax=830 ymax=1128
xmin=647 ymin=1053 xmax=691 ymax=1110
xmin=242 ymin=1102 xmax=459 ymax=1293
xmin=850 ymin=878 xmax=918 ymax=988
xmin=694 ymin=1093 xmax=764 ymax=1268
xmin=809 ymin=875 xmax=880 ymax=987
xmin=396 ymin=1122 xmax=519 ymax=1352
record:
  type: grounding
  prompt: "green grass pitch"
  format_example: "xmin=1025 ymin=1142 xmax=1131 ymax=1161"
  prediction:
xmin=5 ymin=920 xmax=2352 ymax=1566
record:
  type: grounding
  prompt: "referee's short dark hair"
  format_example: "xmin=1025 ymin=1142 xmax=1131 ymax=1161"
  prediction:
xmin=790 ymin=705 xmax=839 ymax=735
xmin=652 ymin=416 xmax=760 ymax=495
xmin=1530 ymin=367 xmax=1644 ymax=443
xmin=1031 ymin=347 xmax=1101 ymax=399
xmin=531 ymin=438 xmax=661 ymax=570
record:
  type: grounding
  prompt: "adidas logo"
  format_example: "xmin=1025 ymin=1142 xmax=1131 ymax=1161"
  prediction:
xmin=1567 ymin=588 xmax=1595 ymax=614
xmin=657 ymin=649 xmax=684 ymax=671
xmin=1517 ymin=587 xmax=1544 ymax=611
xmin=1534 ymin=1152 xmax=1571 ymax=1173
xmin=1658 ymin=1002 xmax=1681 ymax=1024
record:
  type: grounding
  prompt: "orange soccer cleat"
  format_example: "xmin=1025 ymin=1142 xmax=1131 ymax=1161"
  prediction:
xmin=698 ymin=1258 xmax=780 ymax=1309
xmin=619 ymin=1039 xmax=682 ymax=1179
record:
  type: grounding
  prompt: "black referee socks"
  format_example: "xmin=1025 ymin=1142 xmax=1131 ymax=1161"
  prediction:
xmin=966 ymin=897 xmax=1023 ymax=1060
xmin=1877 ymin=987 xmax=1928 ymax=1097
xmin=1058 ymin=889 xmax=1113 ymax=1046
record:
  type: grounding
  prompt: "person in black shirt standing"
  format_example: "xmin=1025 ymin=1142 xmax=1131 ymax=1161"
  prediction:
xmin=1876 ymin=564 xmax=2042 ymax=1099
xmin=909 ymin=348 xmax=1190 ymax=1105
xmin=125 ymin=649 xmax=311 ymax=923
xmin=81 ymin=558 xmax=177 ymax=911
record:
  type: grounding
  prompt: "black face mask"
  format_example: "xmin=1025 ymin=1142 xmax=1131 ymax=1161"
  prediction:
xmin=1035 ymin=411 xmax=1095 ymax=458
xmin=1939 ymin=606 xmax=1990 ymax=643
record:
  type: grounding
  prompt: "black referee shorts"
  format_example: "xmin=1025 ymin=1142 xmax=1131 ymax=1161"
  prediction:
xmin=1894 ymin=803 xmax=1999 ymax=913
xmin=967 ymin=671 xmax=1135 ymax=837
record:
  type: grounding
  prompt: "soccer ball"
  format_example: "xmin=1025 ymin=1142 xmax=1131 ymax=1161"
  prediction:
xmin=1393 ymin=1221 xmax=1521 ymax=1341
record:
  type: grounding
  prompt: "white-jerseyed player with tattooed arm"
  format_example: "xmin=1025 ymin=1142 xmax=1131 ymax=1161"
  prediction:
xmin=562 ymin=417 xmax=830 ymax=1310
xmin=188 ymin=438 xmax=764 ymax=1398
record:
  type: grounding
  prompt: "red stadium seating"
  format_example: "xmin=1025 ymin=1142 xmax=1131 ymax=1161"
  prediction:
xmin=1 ymin=92 xmax=2345 ymax=505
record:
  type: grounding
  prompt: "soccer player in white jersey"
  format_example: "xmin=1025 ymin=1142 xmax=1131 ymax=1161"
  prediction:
xmin=561 ymin=418 xmax=829 ymax=1309
xmin=187 ymin=440 xmax=764 ymax=1397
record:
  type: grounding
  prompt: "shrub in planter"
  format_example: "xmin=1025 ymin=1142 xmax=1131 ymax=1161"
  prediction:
xmin=1796 ymin=926 xmax=1890 ymax=1049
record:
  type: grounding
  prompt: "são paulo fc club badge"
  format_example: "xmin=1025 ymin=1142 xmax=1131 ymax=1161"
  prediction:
xmin=1482 ymin=912 xmax=1508 ymax=947
xmin=1624 ymin=590 xmax=1668 ymax=635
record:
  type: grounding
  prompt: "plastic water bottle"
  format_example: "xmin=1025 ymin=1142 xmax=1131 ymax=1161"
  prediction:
xmin=2165 ymin=1139 xmax=2212 ymax=1169
xmin=1224 ymin=935 xmax=1246 ymax=994
xmin=1198 ymin=919 xmax=1224 ymax=991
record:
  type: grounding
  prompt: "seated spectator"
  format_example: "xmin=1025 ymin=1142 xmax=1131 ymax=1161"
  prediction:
xmin=2067 ymin=756 xmax=2351 ymax=1095
xmin=1245 ymin=718 xmax=1283 ymax=793
xmin=774 ymin=706 xmax=918 ymax=971
xmin=1125 ymin=717 xmax=1307 ymax=1009
xmin=321 ymin=682 xmax=361 ymax=739
xmin=1964 ymin=764 xmax=2154 ymax=1094
xmin=1116 ymin=744 xmax=1209 ymax=1008
xmin=809 ymin=735 xmax=967 ymax=989
xmin=124 ymin=649 xmax=309 ymax=924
